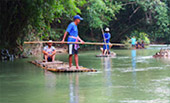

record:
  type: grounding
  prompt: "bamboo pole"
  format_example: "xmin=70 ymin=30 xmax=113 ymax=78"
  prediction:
xmin=100 ymin=25 xmax=107 ymax=48
xmin=24 ymin=41 xmax=125 ymax=46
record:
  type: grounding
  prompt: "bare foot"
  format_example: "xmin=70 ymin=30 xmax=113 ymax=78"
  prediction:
xmin=76 ymin=66 xmax=80 ymax=69
xmin=69 ymin=66 xmax=72 ymax=69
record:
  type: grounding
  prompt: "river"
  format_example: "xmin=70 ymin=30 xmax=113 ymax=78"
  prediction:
xmin=1 ymin=46 xmax=170 ymax=103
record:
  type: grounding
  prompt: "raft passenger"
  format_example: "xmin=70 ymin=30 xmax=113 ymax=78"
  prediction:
xmin=141 ymin=40 xmax=145 ymax=48
xmin=43 ymin=40 xmax=56 ymax=62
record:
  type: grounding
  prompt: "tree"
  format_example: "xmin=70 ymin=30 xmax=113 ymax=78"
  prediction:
xmin=0 ymin=0 xmax=86 ymax=53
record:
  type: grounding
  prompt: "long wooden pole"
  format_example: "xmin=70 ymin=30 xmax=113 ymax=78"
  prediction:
xmin=24 ymin=41 xmax=125 ymax=46
xmin=100 ymin=25 xmax=107 ymax=48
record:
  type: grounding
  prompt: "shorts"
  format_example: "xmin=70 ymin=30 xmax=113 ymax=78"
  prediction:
xmin=43 ymin=56 xmax=52 ymax=62
xmin=103 ymin=44 xmax=109 ymax=50
xmin=68 ymin=44 xmax=78 ymax=55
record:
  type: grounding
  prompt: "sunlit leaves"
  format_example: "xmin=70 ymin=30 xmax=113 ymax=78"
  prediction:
xmin=84 ymin=0 xmax=122 ymax=28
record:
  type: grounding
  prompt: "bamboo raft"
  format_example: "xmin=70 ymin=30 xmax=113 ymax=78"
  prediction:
xmin=29 ymin=60 xmax=97 ymax=72
xmin=153 ymin=55 xmax=170 ymax=58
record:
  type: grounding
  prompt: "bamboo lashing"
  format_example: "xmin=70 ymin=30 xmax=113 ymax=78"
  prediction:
xmin=24 ymin=41 xmax=125 ymax=46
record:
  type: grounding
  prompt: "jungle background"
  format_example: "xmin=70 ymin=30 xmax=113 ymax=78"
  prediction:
xmin=0 ymin=0 xmax=169 ymax=55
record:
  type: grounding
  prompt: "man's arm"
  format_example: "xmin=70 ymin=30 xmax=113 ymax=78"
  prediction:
xmin=77 ymin=36 xmax=84 ymax=43
xmin=43 ymin=50 xmax=48 ymax=55
xmin=106 ymin=34 xmax=111 ymax=40
xmin=51 ymin=50 xmax=56 ymax=56
xmin=62 ymin=23 xmax=73 ymax=42
xmin=62 ymin=31 xmax=68 ymax=42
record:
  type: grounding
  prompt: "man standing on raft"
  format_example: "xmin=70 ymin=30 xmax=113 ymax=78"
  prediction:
xmin=103 ymin=28 xmax=111 ymax=55
xmin=131 ymin=36 xmax=136 ymax=49
xmin=62 ymin=15 xmax=84 ymax=69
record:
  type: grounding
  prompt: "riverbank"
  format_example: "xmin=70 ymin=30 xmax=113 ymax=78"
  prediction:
xmin=2 ymin=44 xmax=170 ymax=61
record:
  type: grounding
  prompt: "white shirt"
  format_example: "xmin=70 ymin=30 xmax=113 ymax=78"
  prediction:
xmin=43 ymin=46 xmax=56 ymax=54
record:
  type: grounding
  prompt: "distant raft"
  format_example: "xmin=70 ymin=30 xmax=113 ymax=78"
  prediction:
xmin=29 ymin=60 xmax=97 ymax=72
xmin=153 ymin=49 xmax=170 ymax=58
xmin=96 ymin=52 xmax=116 ymax=57
xmin=153 ymin=54 xmax=170 ymax=58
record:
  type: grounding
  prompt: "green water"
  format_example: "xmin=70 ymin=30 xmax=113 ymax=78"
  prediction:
xmin=1 ymin=48 xmax=170 ymax=103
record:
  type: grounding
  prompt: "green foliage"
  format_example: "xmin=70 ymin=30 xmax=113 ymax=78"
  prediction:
xmin=0 ymin=0 xmax=86 ymax=53
xmin=131 ymin=31 xmax=150 ymax=44
xmin=83 ymin=0 xmax=122 ymax=28
xmin=122 ymin=31 xmax=150 ymax=49
xmin=108 ymin=0 xmax=170 ymax=43
xmin=137 ymin=0 xmax=169 ymax=38
xmin=0 ymin=0 xmax=170 ymax=54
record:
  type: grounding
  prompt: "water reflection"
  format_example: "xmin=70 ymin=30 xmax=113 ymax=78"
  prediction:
xmin=131 ymin=50 xmax=136 ymax=85
xmin=44 ymin=70 xmax=80 ymax=103
xmin=102 ymin=57 xmax=112 ymax=98
xmin=103 ymin=57 xmax=112 ymax=87
xmin=69 ymin=74 xmax=79 ymax=103
xmin=44 ymin=69 xmax=57 ymax=88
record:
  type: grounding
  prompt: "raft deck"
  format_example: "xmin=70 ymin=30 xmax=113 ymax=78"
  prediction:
xmin=29 ymin=60 xmax=97 ymax=72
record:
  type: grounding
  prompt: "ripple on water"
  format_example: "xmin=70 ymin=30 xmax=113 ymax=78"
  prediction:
xmin=117 ymin=56 xmax=131 ymax=59
xmin=0 ymin=74 xmax=19 ymax=78
xmin=151 ymin=77 xmax=170 ymax=82
xmin=142 ymin=77 xmax=170 ymax=101
xmin=120 ymin=99 xmax=169 ymax=103
xmin=120 ymin=67 xmax=163 ymax=73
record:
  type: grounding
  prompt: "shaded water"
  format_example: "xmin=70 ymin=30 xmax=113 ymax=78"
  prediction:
xmin=1 ymin=48 xmax=170 ymax=103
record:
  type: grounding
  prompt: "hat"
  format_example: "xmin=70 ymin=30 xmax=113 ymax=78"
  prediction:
xmin=47 ymin=40 xmax=52 ymax=43
xmin=105 ymin=28 xmax=110 ymax=31
xmin=74 ymin=15 xmax=83 ymax=20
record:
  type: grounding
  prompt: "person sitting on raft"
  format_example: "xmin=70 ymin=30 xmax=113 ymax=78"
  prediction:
xmin=153 ymin=49 xmax=170 ymax=58
xmin=141 ymin=40 xmax=145 ymax=49
xmin=136 ymin=41 xmax=142 ymax=49
xmin=103 ymin=27 xmax=111 ymax=55
xmin=43 ymin=40 xmax=56 ymax=62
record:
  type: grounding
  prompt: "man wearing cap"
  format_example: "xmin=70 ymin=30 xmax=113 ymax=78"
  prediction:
xmin=103 ymin=28 xmax=111 ymax=55
xmin=62 ymin=15 xmax=84 ymax=69
xmin=43 ymin=40 xmax=56 ymax=62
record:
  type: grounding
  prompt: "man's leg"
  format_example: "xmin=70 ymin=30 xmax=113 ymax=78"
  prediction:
xmin=106 ymin=45 xmax=109 ymax=55
xmin=68 ymin=44 xmax=73 ymax=69
xmin=100 ymin=47 xmax=103 ymax=54
xmin=69 ymin=55 xmax=73 ymax=69
xmin=103 ymin=45 xmax=106 ymax=55
xmin=107 ymin=50 xmax=109 ymax=55
xmin=74 ymin=54 xmax=79 ymax=69
xmin=44 ymin=55 xmax=48 ymax=62
xmin=102 ymin=50 xmax=105 ymax=55
xmin=51 ymin=55 xmax=55 ymax=62
xmin=103 ymin=49 xmax=107 ymax=55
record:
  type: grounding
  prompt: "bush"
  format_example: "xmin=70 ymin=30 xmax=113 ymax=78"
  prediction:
xmin=131 ymin=31 xmax=150 ymax=44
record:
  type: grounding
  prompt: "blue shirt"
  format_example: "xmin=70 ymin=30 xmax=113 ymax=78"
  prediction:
xmin=131 ymin=38 xmax=136 ymax=45
xmin=66 ymin=22 xmax=78 ymax=42
xmin=104 ymin=33 xmax=111 ymax=43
